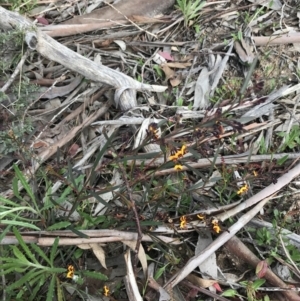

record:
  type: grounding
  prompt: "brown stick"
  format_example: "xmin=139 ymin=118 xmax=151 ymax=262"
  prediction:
xmin=225 ymin=236 xmax=300 ymax=301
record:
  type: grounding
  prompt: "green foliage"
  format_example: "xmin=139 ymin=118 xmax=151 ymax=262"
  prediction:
xmin=153 ymin=65 xmax=163 ymax=78
xmin=231 ymin=30 xmax=243 ymax=41
xmin=0 ymin=229 xmax=64 ymax=300
xmin=176 ymin=0 xmax=206 ymax=27
xmin=277 ymin=125 xmax=300 ymax=151
xmin=256 ymin=227 xmax=273 ymax=246
xmin=3 ymin=0 xmax=37 ymax=13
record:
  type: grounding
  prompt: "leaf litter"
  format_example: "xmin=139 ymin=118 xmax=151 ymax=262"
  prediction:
xmin=1 ymin=0 xmax=300 ymax=300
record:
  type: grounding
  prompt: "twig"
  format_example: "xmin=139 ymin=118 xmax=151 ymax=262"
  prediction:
xmin=279 ymin=234 xmax=300 ymax=277
xmin=114 ymin=155 xmax=143 ymax=274
xmin=0 ymin=49 xmax=29 ymax=115
xmin=0 ymin=49 xmax=29 ymax=94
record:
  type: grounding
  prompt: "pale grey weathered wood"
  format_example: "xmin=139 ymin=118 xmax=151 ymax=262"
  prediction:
xmin=0 ymin=6 xmax=167 ymax=111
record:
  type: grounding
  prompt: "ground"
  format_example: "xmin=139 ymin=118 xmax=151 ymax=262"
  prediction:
xmin=1 ymin=0 xmax=300 ymax=300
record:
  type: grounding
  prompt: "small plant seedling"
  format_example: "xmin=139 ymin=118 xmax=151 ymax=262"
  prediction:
xmin=277 ymin=125 xmax=300 ymax=151
xmin=176 ymin=0 xmax=206 ymax=27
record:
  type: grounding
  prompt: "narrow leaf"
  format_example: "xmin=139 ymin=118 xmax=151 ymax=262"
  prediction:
xmin=50 ymin=237 xmax=59 ymax=264
xmin=47 ymin=222 xmax=71 ymax=231
xmin=13 ymin=227 xmax=39 ymax=264
xmin=30 ymin=243 xmax=51 ymax=266
xmin=46 ymin=275 xmax=56 ymax=301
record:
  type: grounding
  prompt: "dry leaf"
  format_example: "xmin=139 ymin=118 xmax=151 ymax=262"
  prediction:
xmin=187 ymin=273 xmax=217 ymax=288
xmin=68 ymin=143 xmax=80 ymax=158
xmin=158 ymin=51 xmax=174 ymax=61
xmin=170 ymin=74 xmax=182 ymax=87
xmin=165 ymin=62 xmax=192 ymax=68
xmin=90 ymin=243 xmax=107 ymax=269
xmin=77 ymin=244 xmax=92 ymax=250
xmin=32 ymin=140 xmax=49 ymax=149
xmin=193 ymin=67 xmax=210 ymax=109
xmin=161 ymin=63 xmax=175 ymax=81
xmin=123 ymin=240 xmax=148 ymax=276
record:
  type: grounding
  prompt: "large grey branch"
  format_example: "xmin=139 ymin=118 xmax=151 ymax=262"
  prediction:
xmin=0 ymin=6 xmax=167 ymax=110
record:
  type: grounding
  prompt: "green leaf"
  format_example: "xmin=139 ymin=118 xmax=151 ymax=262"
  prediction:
xmin=277 ymin=155 xmax=289 ymax=166
xmin=13 ymin=164 xmax=35 ymax=203
xmin=30 ymin=243 xmax=51 ymax=266
xmin=81 ymin=270 xmax=108 ymax=281
xmin=46 ymin=275 xmax=56 ymax=301
xmin=56 ymin=277 xmax=64 ymax=301
xmin=0 ymin=196 xmax=19 ymax=207
xmin=12 ymin=245 xmax=29 ymax=263
xmin=252 ymin=278 xmax=266 ymax=290
xmin=154 ymin=263 xmax=169 ymax=280
xmin=7 ymin=269 xmax=44 ymax=291
xmin=1 ymin=220 xmax=40 ymax=230
xmin=0 ymin=206 xmax=37 ymax=218
xmin=0 ymin=223 xmax=12 ymax=243
xmin=221 ymin=289 xmax=237 ymax=297
xmin=13 ymin=227 xmax=39 ymax=264
xmin=47 ymin=221 xmax=71 ymax=231
xmin=50 ymin=237 xmax=59 ymax=264
xmin=12 ymin=176 xmax=23 ymax=201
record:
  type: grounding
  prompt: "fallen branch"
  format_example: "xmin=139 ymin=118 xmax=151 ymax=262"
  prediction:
xmin=0 ymin=229 xmax=181 ymax=246
xmin=225 ymin=236 xmax=300 ymax=301
xmin=0 ymin=6 xmax=167 ymax=112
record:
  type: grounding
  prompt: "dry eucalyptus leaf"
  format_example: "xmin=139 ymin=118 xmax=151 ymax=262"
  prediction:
xmin=196 ymin=229 xmax=218 ymax=279
xmin=77 ymin=244 xmax=92 ymax=250
xmin=193 ymin=67 xmax=210 ymax=109
xmin=187 ymin=273 xmax=217 ymax=288
xmin=247 ymin=0 xmax=282 ymax=10
xmin=165 ymin=62 xmax=192 ymax=68
xmin=123 ymin=240 xmax=148 ymax=276
xmin=170 ymin=74 xmax=182 ymax=87
xmin=161 ymin=63 xmax=175 ymax=81
xmin=234 ymin=37 xmax=255 ymax=65
xmin=114 ymin=40 xmax=126 ymax=51
xmin=89 ymin=243 xmax=107 ymax=269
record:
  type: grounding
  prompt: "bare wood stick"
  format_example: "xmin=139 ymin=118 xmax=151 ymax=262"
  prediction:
xmin=253 ymin=32 xmax=300 ymax=46
xmin=152 ymin=152 xmax=300 ymax=176
xmin=0 ymin=233 xmax=180 ymax=246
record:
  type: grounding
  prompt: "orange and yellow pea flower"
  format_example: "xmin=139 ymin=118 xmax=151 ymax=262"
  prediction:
xmin=174 ymin=164 xmax=183 ymax=171
xmin=211 ymin=219 xmax=221 ymax=234
xmin=180 ymin=216 xmax=187 ymax=229
xmin=66 ymin=265 xmax=75 ymax=278
xmin=237 ymin=184 xmax=249 ymax=195
xmin=103 ymin=285 xmax=110 ymax=296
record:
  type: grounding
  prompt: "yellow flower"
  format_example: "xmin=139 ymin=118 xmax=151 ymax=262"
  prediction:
xmin=169 ymin=153 xmax=179 ymax=161
xmin=103 ymin=285 xmax=110 ymax=296
xmin=237 ymin=184 xmax=248 ymax=195
xmin=211 ymin=219 xmax=221 ymax=234
xmin=174 ymin=164 xmax=183 ymax=171
xmin=180 ymin=216 xmax=187 ymax=229
xmin=66 ymin=265 xmax=75 ymax=278
xmin=197 ymin=214 xmax=206 ymax=220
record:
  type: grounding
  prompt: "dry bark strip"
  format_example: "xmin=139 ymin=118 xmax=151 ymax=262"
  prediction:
xmin=62 ymin=0 xmax=175 ymax=25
